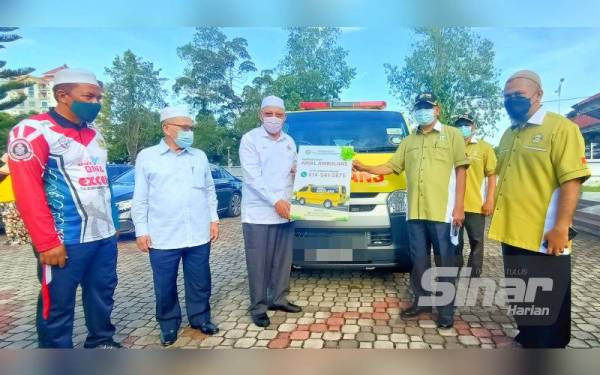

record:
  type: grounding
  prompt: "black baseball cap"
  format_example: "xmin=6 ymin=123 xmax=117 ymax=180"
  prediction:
xmin=414 ymin=92 xmax=438 ymax=107
xmin=454 ymin=113 xmax=476 ymax=127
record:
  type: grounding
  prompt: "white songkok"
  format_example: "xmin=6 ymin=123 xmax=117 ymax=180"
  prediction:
xmin=160 ymin=106 xmax=193 ymax=123
xmin=261 ymin=95 xmax=285 ymax=110
xmin=53 ymin=68 xmax=100 ymax=87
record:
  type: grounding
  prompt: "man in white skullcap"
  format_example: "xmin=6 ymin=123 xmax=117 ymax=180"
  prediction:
xmin=132 ymin=106 xmax=220 ymax=346
xmin=239 ymin=95 xmax=300 ymax=328
xmin=489 ymin=70 xmax=590 ymax=348
xmin=7 ymin=68 xmax=122 ymax=348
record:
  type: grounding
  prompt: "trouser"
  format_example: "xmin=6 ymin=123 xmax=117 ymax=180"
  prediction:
xmin=502 ymin=243 xmax=571 ymax=348
xmin=34 ymin=236 xmax=118 ymax=348
xmin=407 ymin=220 xmax=458 ymax=323
xmin=456 ymin=212 xmax=486 ymax=277
xmin=148 ymin=242 xmax=212 ymax=337
xmin=242 ymin=222 xmax=294 ymax=316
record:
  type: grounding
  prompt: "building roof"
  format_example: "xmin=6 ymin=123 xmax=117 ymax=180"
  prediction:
xmin=571 ymin=114 xmax=600 ymax=129
xmin=573 ymin=92 xmax=600 ymax=109
xmin=42 ymin=64 xmax=69 ymax=77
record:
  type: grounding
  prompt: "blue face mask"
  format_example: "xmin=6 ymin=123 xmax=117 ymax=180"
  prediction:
xmin=175 ymin=130 xmax=194 ymax=149
xmin=504 ymin=95 xmax=532 ymax=124
xmin=460 ymin=126 xmax=473 ymax=138
xmin=71 ymin=101 xmax=101 ymax=123
xmin=414 ymin=108 xmax=435 ymax=126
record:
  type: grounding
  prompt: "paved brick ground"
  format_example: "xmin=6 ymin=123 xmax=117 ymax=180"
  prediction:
xmin=1 ymin=217 xmax=599 ymax=349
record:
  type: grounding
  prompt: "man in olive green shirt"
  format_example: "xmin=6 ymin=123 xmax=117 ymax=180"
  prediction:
xmin=354 ymin=92 xmax=469 ymax=328
xmin=453 ymin=114 xmax=497 ymax=278
xmin=490 ymin=70 xmax=590 ymax=348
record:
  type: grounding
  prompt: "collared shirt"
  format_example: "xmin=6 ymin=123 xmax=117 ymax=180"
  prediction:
xmin=488 ymin=107 xmax=590 ymax=253
xmin=385 ymin=121 xmax=470 ymax=223
xmin=8 ymin=110 xmax=115 ymax=251
xmin=464 ymin=137 xmax=497 ymax=214
xmin=239 ymin=126 xmax=297 ymax=224
xmin=132 ymin=139 xmax=218 ymax=250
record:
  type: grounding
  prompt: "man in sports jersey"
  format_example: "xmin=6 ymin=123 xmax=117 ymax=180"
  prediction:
xmin=8 ymin=68 xmax=121 ymax=349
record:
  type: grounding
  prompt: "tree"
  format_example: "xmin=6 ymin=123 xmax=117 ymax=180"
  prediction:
xmin=193 ymin=114 xmax=238 ymax=165
xmin=174 ymin=27 xmax=256 ymax=125
xmin=384 ymin=28 xmax=502 ymax=136
xmin=102 ymin=50 xmax=166 ymax=163
xmin=0 ymin=27 xmax=35 ymax=111
xmin=0 ymin=111 xmax=36 ymax=152
xmin=274 ymin=27 xmax=356 ymax=110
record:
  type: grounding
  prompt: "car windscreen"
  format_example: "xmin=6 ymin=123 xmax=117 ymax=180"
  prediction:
xmin=285 ymin=110 xmax=409 ymax=153
xmin=113 ymin=169 xmax=134 ymax=185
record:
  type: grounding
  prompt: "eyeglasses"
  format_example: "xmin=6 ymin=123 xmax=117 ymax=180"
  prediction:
xmin=166 ymin=123 xmax=194 ymax=131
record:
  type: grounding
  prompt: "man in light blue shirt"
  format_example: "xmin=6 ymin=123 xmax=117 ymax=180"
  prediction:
xmin=132 ymin=106 xmax=219 ymax=346
xmin=239 ymin=95 xmax=300 ymax=328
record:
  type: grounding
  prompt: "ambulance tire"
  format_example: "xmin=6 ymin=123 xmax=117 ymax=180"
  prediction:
xmin=299 ymin=198 xmax=306 ymax=205
xmin=323 ymin=200 xmax=332 ymax=209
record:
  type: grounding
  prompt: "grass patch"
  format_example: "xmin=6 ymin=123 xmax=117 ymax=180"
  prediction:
xmin=582 ymin=186 xmax=600 ymax=192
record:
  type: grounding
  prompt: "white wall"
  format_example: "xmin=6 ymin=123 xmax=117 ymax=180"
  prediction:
xmin=586 ymin=160 xmax=600 ymax=186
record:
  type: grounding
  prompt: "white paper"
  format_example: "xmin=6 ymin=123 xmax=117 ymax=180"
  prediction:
xmin=44 ymin=264 xmax=52 ymax=284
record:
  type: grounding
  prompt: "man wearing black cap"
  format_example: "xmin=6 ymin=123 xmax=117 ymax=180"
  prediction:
xmin=354 ymin=92 xmax=469 ymax=328
xmin=453 ymin=114 xmax=497 ymax=278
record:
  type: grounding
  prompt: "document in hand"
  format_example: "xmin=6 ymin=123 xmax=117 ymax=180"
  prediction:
xmin=290 ymin=146 xmax=352 ymax=222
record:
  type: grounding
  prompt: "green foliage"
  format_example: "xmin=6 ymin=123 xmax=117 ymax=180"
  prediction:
xmin=95 ymin=27 xmax=358 ymax=164
xmin=193 ymin=114 xmax=239 ymax=165
xmin=174 ymin=27 xmax=256 ymax=125
xmin=384 ymin=27 xmax=502 ymax=137
xmin=274 ymin=27 xmax=356 ymax=110
xmin=0 ymin=111 xmax=37 ymax=152
xmin=0 ymin=28 xmax=35 ymax=111
xmin=102 ymin=50 xmax=166 ymax=163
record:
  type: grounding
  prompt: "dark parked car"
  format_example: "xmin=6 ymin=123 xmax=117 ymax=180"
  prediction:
xmin=107 ymin=164 xmax=133 ymax=183
xmin=112 ymin=165 xmax=242 ymax=236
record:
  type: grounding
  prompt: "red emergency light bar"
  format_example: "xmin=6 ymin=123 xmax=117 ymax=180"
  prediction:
xmin=299 ymin=101 xmax=387 ymax=110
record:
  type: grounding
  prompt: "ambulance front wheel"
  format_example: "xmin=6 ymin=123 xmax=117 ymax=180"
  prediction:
xmin=323 ymin=200 xmax=332 ymax=209
xmin=299 ymin=198 xmax=306 ymax=205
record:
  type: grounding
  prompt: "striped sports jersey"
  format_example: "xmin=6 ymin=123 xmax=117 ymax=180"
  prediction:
xmin=7 ymin=110 xmax=116 ymax=252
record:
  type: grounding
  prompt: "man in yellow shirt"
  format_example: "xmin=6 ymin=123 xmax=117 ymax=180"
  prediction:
xmin=489 ymin=70 xmax=590 ymax=348
xmin=453 ymin=114 xmax=497 ymax=277
xmin=354 ymin=92 xmax=469 ymax=328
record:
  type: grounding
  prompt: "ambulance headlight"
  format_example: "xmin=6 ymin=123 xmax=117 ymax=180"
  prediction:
xmin=387 ymin=190 xmax=407 ymax=215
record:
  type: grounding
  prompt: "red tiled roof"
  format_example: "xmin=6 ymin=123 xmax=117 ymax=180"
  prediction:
xmin=571 ymin=114 xmax=600 ymax=129
xmin=42 ymin=64 xmax=68 ymax=76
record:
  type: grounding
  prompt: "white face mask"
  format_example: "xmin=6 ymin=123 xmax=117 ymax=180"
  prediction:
xmin=262 ymin=116 xmax=283 ymax=134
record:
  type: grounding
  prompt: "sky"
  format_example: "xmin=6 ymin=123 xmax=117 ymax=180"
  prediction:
xmin=2 ymin=27 xmax=600 ymax=145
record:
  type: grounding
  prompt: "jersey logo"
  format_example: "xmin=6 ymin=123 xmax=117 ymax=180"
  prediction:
xmin=531 ymin=134 xmax=544 ymax=143
xmin=8 ymin=138 xmax=34 ymax=161
xmin=55 ymin=136 xmax=72 ymax=154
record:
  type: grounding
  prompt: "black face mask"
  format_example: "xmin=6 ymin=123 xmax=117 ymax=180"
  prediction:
xmin=504 ymin=95 xmax=532 ymax=124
